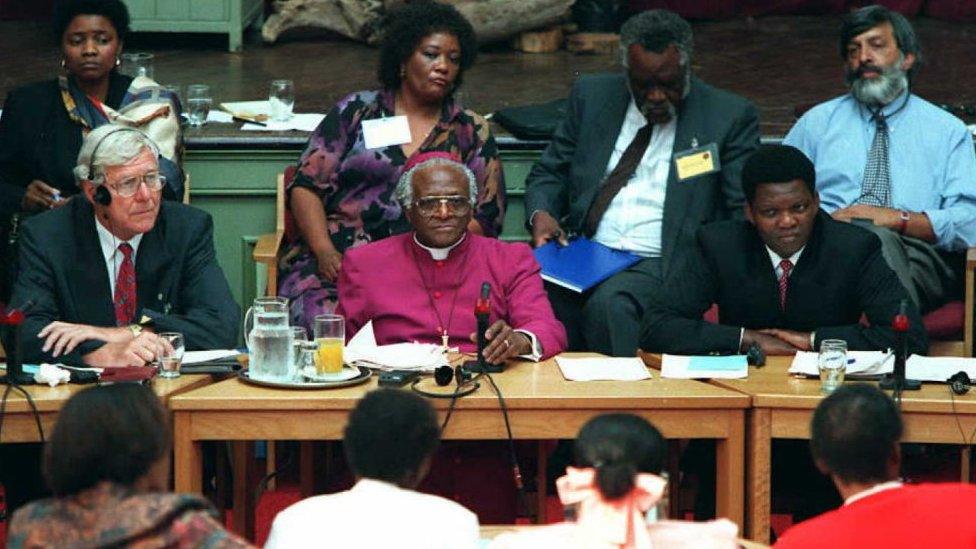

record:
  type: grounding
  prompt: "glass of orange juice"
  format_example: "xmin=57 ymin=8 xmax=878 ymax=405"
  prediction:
xmin=313 ymin=314 xmax=345 ymax=377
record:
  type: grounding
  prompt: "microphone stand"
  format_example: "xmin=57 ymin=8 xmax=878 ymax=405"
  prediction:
xmin=1 ymin=306 xmax=34 ymax=385
xmin=464 ymin=282 xmax=504 ymax=374
xmin=879 ymin=300 xmax=920 ymax=393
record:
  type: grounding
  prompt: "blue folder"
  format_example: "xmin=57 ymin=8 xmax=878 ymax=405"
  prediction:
xmin=533 ymin=238 xmax=642 ymax=293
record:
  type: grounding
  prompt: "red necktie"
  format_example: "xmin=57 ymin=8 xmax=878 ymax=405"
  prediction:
xmin=778 ymin=259 xmax=793 ymax=311
xmin=114 ymin=243 xmax=137 ymax=326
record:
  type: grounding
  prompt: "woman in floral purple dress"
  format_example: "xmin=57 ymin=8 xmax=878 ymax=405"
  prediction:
xmin=278 ymin=1 xmax=506 ymax=330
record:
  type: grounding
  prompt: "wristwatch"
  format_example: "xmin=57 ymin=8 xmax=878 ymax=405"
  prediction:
xmin=897 ymin=210 xmax=910 ymax=234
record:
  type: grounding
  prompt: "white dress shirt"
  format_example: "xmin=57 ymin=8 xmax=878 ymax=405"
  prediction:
xmin=414 ymin=234 xmax=544 ymax=361
xmin=264 ymin=478 xmax=480 ymax=549
xmin=592 ymin=99 xmax=677 ymax=257
xmin=844 ymin=480 xmax=903 ymax=506
xmin=94 ymin=216 xmax=143 ymax=298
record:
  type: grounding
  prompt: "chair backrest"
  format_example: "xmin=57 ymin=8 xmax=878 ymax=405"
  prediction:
xmin=282 ymin=165 xmax=297 ymax=243
xmin=276 ymin=172 xmax=286 ymax=238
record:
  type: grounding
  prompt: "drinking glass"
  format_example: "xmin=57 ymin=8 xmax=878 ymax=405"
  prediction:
xmin=120 ymin=52 xmax=154 ymax=79
xmin=313 ymin=314 xmax=344 ymax=377
xmin=269 ymin=79 xmax=295 ymax=121
xmin=185 ymin=84 xmax=212 ymax=127
xmin=158 ymin=332 xmax=184 ymax=379
xmin=291 ymin=326 xmax=308 ymax=375
xmin=818 ymin=339 xmax=847 ymax=394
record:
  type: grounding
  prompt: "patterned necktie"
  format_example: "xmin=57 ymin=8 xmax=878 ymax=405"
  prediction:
xmin=114 ymin=243 xmax=137 ymax=326
xmin=778 ymin=259 xmax=793 ymax=311
xmin=585 ymin=123 xmax=654 ymax=236
xmin=858 ymin=113 xmax=891 ymax=207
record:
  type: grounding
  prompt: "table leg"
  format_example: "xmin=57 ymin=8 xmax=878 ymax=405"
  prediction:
xmin=715 ymin=410 xmax=745 ymax=533
xmin=231 ymin=442 xmax=256 ymax=541
xmin=746 ymin=409 xmax=772 ymax=543
xmin=173 ymin=412 xmax=202 ymax=493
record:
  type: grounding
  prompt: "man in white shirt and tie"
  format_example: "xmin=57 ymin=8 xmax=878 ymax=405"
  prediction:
xmin=524 ymin=9 xmax=760 ymax=356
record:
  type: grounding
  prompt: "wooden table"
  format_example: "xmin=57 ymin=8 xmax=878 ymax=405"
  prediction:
xmin=707 ymin=357 xmax=976 ymax=543
xmin=0 ymin=374 xmax=213 ymax=443
xmin=171 ymin=353 xmax=750 ymax=538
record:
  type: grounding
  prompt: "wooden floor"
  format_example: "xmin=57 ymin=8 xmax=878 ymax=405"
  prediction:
xmin=0 ymin=15 xmax=973 ymax=137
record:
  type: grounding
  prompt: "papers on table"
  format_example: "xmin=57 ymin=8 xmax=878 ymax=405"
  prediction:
xmin=206 ymin=110 xmax=233 ymax=123
xmin=183 ymin=349 xmax=240 ymax=364
xmin=240 ymin=113 xmax=326 ymax=132
xmin=789 ymin=351 xmax=893 ymax=378
xmin=343 ymin=321 xmax=448 ymax=372
xmin=555 ymin=356 xmax=651 ymax=381
xmin=220 ymin=100 xmax=272 ymax=118
xmin=789 ymin=352 xmax=976 ymax=383
xmin=661 ymin=354 xmax=748 ymax=379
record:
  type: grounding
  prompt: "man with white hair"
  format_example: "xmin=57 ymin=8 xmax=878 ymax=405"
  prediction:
xmin=784 ymin=4 xmax=976 ymax=314
xmin=524 ymin=9 xmax=760 ymax=356
xmin=337 ymin=151 xmax=566 ymax=363
xmin=8 ymin=123 xmax=239 ymax=367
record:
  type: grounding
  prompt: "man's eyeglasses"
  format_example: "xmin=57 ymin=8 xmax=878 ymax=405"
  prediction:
xmin=107 ymin=172 xmax=166 ymax=197
xmin=412 ymin=195 xmax=472 ymax=217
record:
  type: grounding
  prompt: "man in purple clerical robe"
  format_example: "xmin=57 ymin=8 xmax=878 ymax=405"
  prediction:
xmin=337 ymin=152 xmax=566 ymax=362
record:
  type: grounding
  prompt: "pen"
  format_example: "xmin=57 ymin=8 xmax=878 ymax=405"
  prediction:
xmin=233 ymin=115 xmax=267 ymax=127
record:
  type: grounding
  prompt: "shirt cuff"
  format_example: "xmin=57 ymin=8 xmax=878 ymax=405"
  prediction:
xmin=514 ymin=329 xmax=543 ymax=362
xmin=809 ymin=331 xmax=817 ymax=351
xmin=738 ymin=328 xmax=745 ymax=353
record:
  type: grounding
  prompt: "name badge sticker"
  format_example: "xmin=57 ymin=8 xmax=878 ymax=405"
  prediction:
xmin=673 ymin=142 xmax=720 ymax=181
xmin=362 ymin=116 xmax=411 ymax=150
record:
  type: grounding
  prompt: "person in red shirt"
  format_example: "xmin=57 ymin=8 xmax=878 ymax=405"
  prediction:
xmin=775 ymin=384 xmax=976 ymax=548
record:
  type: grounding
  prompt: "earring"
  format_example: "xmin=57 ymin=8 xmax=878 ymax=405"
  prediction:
xmin=400 ymin=66 xmax=406 ymax=78
xmin=115 ymin=57 xmax=121 ymax=67
xmin=59 ymin=58 xmax=66 ymax=70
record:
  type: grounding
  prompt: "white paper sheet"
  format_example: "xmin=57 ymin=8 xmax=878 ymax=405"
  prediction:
xmin=905 ymin=355 xmax=976 ymax=382
xmin=183 ymin=349 xmax=240 ymax=364
xmin=240 ymin=113 xmax=326 ymax=132
xmin=220 ymin=100 xmax=272 ymax=117
xmin=660 ymin=354 xmax=748 ymax=379
xmin=789 ymin=350 xmax=893 ymax=377
xmin=343 ymin=320 xmax=449 ymax=372
xmin=555 ymin=357 xmax=651 ymax=381
xmin=206 ymin=110 xmax=234 ymax=123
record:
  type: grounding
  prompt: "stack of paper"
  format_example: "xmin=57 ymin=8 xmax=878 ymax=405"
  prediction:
xmin=789 ymin=351 xmax=893 ymax=378
xmin=343 ymin=321 xmax=448 ymax=372
xmin=555 ymin=357 xmax=651 ymax=381
xmin=905 ymin=355 xmax=976 ymax=382
xmin=660 ymin=354 xmax=748 ymax=379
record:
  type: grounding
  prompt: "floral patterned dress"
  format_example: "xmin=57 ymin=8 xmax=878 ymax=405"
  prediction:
xmin=277 ymin=88 xmax=506 ymax=330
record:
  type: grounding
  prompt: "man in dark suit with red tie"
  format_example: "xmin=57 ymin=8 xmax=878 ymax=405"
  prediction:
xmin=524 ymin=9 xmax=760 ymax=356
xmin=640 ymin=144 xmax=927 ymax=356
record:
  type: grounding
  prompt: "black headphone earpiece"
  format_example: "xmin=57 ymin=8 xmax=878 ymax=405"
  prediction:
xmin=94 ymin=184 xmax=112 ymax=206
xmin=949 ymin=371 xmax=971 ymax=396
xmin=434 ymin=365 xmax=453 ymax=387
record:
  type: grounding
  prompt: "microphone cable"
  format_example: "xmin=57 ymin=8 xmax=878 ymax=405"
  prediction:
xmin=0 ymin=379 xmax=45 ymax=444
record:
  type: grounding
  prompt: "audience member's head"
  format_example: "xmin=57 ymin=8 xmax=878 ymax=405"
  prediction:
xmin=396 ymin=153 xmax=476 ymax=248
xmin=344 ymin=388 xmax=441 ymax=489
xmin=742 ymin=144 xmax=820 ymax=259
xmin=44 ymin=383 xmax=170 ymax=497
xmin=574 ymin=413 xmax=666 ymax=500
xmin=840 ymin=5 xmax=919 ymax=105
xmin=619 ymin=9 xmax=692 ymax=124
xmin=53 ymin=0 xmax=130 ymax=46
xmin=378 ymin=0 xmax=477 ymax=97
xmin=811 ymin=384 xmax=903 ymax=488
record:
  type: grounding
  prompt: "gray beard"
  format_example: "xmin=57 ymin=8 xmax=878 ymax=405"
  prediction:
xmin=848 ymin=65 xmax=909 ymax=107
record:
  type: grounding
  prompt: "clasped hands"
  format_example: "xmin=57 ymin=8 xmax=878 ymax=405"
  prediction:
xmin=741 ymin=328 xmax=812 ymax=356
xmin=39 ymin=321 xmax=172 ymax=368
xmin=469 ymin=320 xmax=532 ymax=364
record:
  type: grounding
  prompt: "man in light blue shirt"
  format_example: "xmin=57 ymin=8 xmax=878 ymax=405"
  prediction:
xmin=784 ymin=5 xmax=976 ymax=313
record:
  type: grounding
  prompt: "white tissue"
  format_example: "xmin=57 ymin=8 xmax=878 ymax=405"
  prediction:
xmin=34 ymin=363 xmax=71 ymax=387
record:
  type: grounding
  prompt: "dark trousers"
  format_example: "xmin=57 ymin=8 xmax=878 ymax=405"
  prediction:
xmin=545 ymin=257 xmax=663 ymax=356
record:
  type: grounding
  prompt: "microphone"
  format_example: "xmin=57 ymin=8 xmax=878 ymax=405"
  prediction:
xmin=465 ymin=282 xmax=504 ymax=374
xmin=1 ymin=299 xmax=37 ymax=385
xmin=880 ymin=299 xmax=920 ymax=392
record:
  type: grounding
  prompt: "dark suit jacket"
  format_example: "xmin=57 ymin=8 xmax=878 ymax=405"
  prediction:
xmin=8 ymin=197 xmax=240 ymax=365
xmin=523 ymin=73 xmax=760 ymax=277
xmin=640 ymin=212 xmax=928 ymax=355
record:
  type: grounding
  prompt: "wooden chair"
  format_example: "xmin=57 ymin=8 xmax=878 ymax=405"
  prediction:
xmin=924 ymin=248 xmax=975 ymax=356
xmin=252 ymin=172 xmax=287 ymax=298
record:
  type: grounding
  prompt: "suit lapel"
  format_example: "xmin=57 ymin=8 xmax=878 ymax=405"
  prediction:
xmin=68 ymin=200 xmax=116 ymax=326
xmin=661 ymin=77 xmax=704 ymax=276
xmin=579 ymin=80 xmax=631 ymax=212
xmin=135 ymin=213 xmax=172 ymax=314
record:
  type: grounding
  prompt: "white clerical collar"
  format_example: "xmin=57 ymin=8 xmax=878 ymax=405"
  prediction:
xmin=413 ymin=232 xmax=465 ymax=260
xmin=94 ymin=214 xmax=144 ymax=264
xmin=765 ymin=246 xmax=804 ymax=271
xmin=844 ymin=480 xmax=903 ymax=506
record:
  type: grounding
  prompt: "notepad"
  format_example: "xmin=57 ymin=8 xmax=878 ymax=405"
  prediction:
xmin=555 ymin=357 xmax=651 ymax=381
xmin=533 ymin=238 xmax=641 ymax=293
xmin=661 ymin=354 xmax=748 ymax=379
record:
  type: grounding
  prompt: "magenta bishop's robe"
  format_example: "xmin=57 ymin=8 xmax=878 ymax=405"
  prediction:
xmin=336 ymin=232 xmax=566 ymax=359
